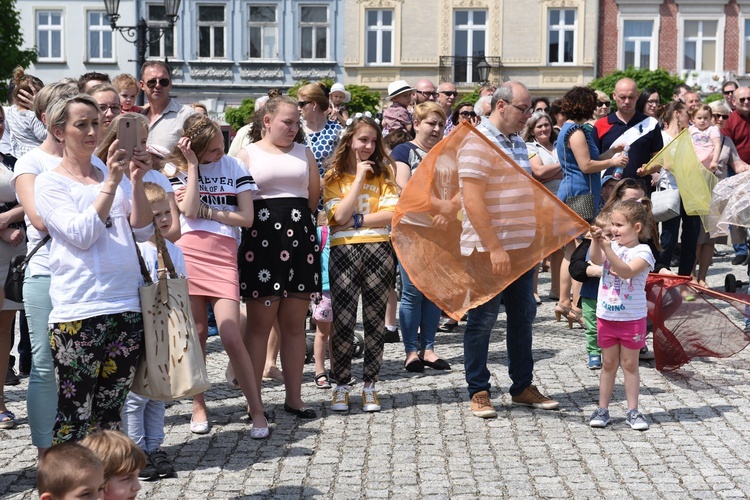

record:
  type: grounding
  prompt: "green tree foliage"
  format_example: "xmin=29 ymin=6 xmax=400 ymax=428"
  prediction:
xmin=589 ymin=68 xmax=686 ymax=110
xmin=457 ymin=86 xmax=482 ymax=105
xmin=224 ymin=97 xmax=255 ymax=131
xmin=288 ymin=78 xmax=381 ymax=114
xmin=0 ymin=0 xmax=38 ymax=102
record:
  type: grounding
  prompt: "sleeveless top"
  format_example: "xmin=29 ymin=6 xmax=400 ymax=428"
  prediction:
xmin=243 ymin=142 xmax=310 ymax=200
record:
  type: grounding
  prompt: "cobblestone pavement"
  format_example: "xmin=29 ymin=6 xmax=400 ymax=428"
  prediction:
xmin=2 ymin=246 xmax=750 ymax=499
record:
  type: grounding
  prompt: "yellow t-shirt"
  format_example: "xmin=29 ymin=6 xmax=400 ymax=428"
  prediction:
xmin=323 ymin=171 xmax=398 ymax=247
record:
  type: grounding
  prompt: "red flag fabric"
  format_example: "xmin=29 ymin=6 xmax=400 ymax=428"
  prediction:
xmin=646 ymin=274 xmax=750 ymax=371
xmin=391 ymin=122 xmax=590 ymax=320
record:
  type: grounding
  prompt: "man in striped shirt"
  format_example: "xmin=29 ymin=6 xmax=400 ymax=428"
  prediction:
xmin=459 ymin=81 xmax=559 ymax=418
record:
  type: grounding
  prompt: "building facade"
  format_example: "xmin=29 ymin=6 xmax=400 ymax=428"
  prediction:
xmin=344 ymin=0 xmax=600 ymax=98
xmin=17 ymin=0 xmax=346 ymax=114
xmin=598 ymin=0 xmax=748 ymax=92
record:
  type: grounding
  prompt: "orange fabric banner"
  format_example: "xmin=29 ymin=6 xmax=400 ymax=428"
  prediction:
xmin=391 ymin=122 xmax=590 ymax=320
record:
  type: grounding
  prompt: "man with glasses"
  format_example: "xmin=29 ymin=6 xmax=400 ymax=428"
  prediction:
xmin=723 ymin=81 xmax=738 ymax=111
xmin=721 ymin=86 xmax=750 ymax=265
xmin=461 ymin=81 xmax=559 ymax=418
xmin=437 ymin=82 xmax=458 ymax=135
xmin=593 ymin=78 xmax=662 ymax=182
xmin=140 ymin=61 xmax=196 ymax=152
xmin=414 ymin=79 xmax=438 ymax=104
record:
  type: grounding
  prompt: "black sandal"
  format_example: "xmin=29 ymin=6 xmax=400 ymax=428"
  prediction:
xmin=283 ymin=403 xmax=317 ymax=419
xmin=314 ymin=372 xmax=331 ymax=389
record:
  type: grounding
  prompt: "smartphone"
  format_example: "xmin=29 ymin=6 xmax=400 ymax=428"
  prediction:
xmin=117 ymin=116 xmax=141 ymax=161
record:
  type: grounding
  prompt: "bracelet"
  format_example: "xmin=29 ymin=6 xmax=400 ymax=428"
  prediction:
xmin=100 ymin=190 xmax=115 ymax=195
xmin=353 ymin=213 xmax=364 ymax=229
xmin=198 ymin=203 xmax=214 ymax=220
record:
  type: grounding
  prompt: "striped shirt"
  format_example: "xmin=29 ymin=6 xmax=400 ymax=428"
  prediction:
xmin=596 ymin=242 xmax=654 ymax=321
xmin=457 ymin=119 xmax=536 ymax=255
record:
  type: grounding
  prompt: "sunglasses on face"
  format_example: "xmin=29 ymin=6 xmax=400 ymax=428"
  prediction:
xmin=439 ymin=91 xmax=458 ymax=97
xmin=145 ymin=78 xmax=170 ymax=89
xmin=724 ymin=90 xmax=735 ymax=95
xmin=459 ymin=110 xmax=477 ymax=118
xmin=416 ymin=90 xmax=438 ymax=99
xmin=534 ymin=107 xmax=549 ymax=113
xmin=597 ymin=101 xmax=611 ymax=107
xmin=739 ymin=97 xmax=750 ymax=104
xmin=713 ymin=113 xmax=729 ymax=120
xmin=298 ymin=101 xmax=311 ymax=108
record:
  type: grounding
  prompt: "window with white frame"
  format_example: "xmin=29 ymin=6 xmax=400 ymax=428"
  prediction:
xmin=88 ymin=11 xmax=114 ymax=62
xmin=147 ymin=4 xmax=175 ymax=58
xmin=548 ymin=9 xmax=576 ymax=64
xmin=198 ymin=5 xmax=225 ymax=58
xmin=453 ymin=10 xmax=487 ymax=83
xmin=300 ymin=5 xmax=328 ymax=60
xmin=248 ymin=5 xmax=278 ymax=59
xmin=744 ymin=19 xmax=750 ymax=74
xmin=36 ymin=10 xmax=63 ymax=61
xmin=683 ymin=20 xmax=718 ymax=72
xmin=622 ymin=20 xmax=654 ymax=69
xmin=366 ymin=9 xmax=393 ymax=65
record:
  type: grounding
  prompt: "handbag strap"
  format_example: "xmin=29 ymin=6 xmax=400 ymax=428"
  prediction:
xmin=132 ymin=229 xmax=154 ymax=286
xmin=22 ymin=234 xmax=51 ymax=266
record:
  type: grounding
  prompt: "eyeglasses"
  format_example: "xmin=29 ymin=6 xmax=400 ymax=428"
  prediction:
xmin=145 ymin=78 xmax=170 ymax=89
xmin=416 ymin=90 xmax=438 ymax=99
xmin=534 ymin=107 xmax=549 ymax=113
xmin=724 ymin=90 xmax=736 ymax=95
xmin=597 ymin=101 xmax=611 ymax=107
xmin=98 ymin=104 xmax=122 ymax=113
xmin=298 ymin=101 xmax=311 ymax=108
xmin=439 ymin=91 xmax=458 ymax=98
xmin=459 ymin=111 xmax=477 ymax=118
xmin=713 ymin=113 xmax=729 ymax=120
xmin=739 ymin=97 xmax=750 ymax=104
xmin=646 ymin=100 xmax=661 ymax=106
xmin=502 ymin=100 xmax=531 ymax=115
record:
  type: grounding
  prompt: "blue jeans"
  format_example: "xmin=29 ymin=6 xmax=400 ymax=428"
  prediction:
xmin=398 ymin=264 xmax=442 ymax=354
xmin=463 ymin=266 xmax=536 ymax=398
xmin=23 ymin=272 xmax=55 ymax=449
xmin=121 ymin=392 xmax=166 ymax=453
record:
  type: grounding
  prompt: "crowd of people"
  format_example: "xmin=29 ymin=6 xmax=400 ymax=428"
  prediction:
xmin=0 ymin=63 xmax=748 ymax=498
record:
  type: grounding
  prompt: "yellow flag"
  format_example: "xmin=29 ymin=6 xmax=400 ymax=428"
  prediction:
xmin=643 ymin=128 xmax=718 ymax=217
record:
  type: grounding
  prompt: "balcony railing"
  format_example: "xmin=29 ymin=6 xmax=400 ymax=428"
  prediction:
xmin=439 ymin=56 xmax=502 ymax=86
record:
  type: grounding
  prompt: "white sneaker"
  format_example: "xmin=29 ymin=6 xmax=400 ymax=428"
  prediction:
xmin=362 ymin=387 xmax=381 ymax=412
xmin=331 ymin=385 xmax=350 ymax=411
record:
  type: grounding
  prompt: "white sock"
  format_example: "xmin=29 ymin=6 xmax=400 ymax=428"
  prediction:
xmin=385 ymin=325 xmax=398 ymax=332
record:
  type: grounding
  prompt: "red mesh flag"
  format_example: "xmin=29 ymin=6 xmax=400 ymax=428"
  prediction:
xmin=646 ymin=274 xmax=750 ymax=371
xmin=391 ymin=122 xmax=589 ymax=320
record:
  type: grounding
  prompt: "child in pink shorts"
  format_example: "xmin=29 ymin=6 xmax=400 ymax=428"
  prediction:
xmin=589 ymin=199 xmax=655 ymax=431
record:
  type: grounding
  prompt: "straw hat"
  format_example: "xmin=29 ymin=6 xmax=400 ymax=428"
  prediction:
xmin=387 ymin=80 xmax=414 ymax=100
xmin=330 ymin=83 xmax=351 ymax=103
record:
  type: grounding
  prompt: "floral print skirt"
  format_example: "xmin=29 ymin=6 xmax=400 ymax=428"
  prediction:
xmin=238 ymin=197 xmax=321 ymax=303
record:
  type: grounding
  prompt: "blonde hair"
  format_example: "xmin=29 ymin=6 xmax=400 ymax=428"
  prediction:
xmin=610 ymin=199 xmax=654 ymax=244
xmin=412 ymin=102 xmax=446 ymax=123
xmin=46 ymin=94 xmax=100 ymax=142
xmin=80 ymin=430 xmax=147 ymax=482
xmin=165 ymin=114 xmax=223 ymax=172
xmin=94 ymin=113 xmax=149 ymax=163
xmin=297 ymin=82 xmax=329 ymax=111
xmin=144 ymin=181 xmax=168 ymax=204
xmin=112 ymin=73 xmax=138 ymax=92
xmin=37 ymin=442 xmax=103 ymax=498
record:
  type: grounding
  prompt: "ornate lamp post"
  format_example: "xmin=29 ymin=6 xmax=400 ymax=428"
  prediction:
xmin=476 ymin=57 xmax=491 ymax=86
xmin=103 ymin=0 xmax=181 ymax=104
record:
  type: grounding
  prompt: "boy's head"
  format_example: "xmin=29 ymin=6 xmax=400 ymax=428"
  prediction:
xmin=79 ymin=431 xmax=146 ymax=500
xmin=112 ymin=74 xmax=139 ymax=111
xmin=143 ymin=182 xmax=171 ymax=236
xmin=38 ymin=442 xmax=105 ymax=500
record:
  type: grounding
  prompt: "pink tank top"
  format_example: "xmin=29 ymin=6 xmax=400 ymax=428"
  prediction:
xmin=244 ymin=142 xmax=310 ymax=200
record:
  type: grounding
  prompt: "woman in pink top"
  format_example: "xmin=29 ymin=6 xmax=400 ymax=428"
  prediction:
xmin=237 ymin=96 xmax=321 ymax=419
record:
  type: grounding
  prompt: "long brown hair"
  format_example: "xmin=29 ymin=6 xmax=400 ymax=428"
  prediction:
xmin=600 ymin=178 xmax=661 ymax=252
xmin=325 ymin=116 xmax=397 ymax=188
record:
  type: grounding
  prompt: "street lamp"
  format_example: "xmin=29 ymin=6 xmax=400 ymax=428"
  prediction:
xmin=476 ymin=57 xmax=491 ymax=85
xmin=103 ymin=0 xmax=181 ymax=104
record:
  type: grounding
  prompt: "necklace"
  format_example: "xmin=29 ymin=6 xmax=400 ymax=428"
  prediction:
xmin=60 ymin=162 xmax=99 ymax=184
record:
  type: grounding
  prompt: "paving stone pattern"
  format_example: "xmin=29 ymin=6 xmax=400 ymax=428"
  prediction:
xmin=2 ymin=248 xmax=750 ymax=499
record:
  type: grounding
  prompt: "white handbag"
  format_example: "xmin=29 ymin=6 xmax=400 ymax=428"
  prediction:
xmin=652 ymin=186 xmax=680 ymax=223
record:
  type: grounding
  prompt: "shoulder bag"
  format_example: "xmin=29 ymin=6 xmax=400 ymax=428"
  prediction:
xmin=651 ymin=184 xmax=681 ymax=222
xmin=4 ymin=235 xmax=50 ymax=303
xmin=129 ymin=226 xmax=211 ymax=401
xmin=563 ymin=125 xmax=596 ymax=223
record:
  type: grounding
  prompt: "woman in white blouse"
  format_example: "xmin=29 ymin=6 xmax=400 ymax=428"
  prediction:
xmin=33 ymin=94 xmax=153 ymax=444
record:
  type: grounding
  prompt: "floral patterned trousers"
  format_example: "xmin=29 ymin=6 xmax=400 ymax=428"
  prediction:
xmin=49 ymin=312 xmax=144 ymax=444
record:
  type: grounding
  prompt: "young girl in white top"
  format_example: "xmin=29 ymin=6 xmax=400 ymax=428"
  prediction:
xmin=589 ymin=199 xmax=655 ymax=431
xmin=166 ymin=114 xmax=268 ymax=438
xmin=689 ymin=104 xmax=721 ymax=172
xmin=5 ymin=67 xmax=46 ymax=157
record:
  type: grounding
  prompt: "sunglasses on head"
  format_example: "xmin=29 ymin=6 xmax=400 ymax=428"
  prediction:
xmin=597 ymin=101 xmax=611 ymax=107
xmin=439 ymin=91 xmax=458 ymax=97
xmin=145 ymin=78 xmax=170 ymax=89
xmin=459 ymin=110 xmax=477 ymax=118
xmin=713 ymin=113 xmax=729 ymax=120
